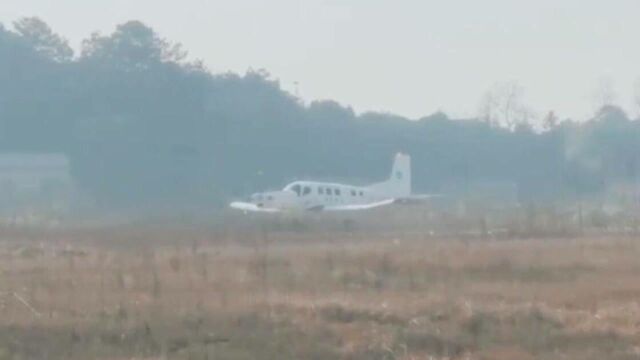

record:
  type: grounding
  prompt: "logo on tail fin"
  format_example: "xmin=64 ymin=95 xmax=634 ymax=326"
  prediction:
xmin=391 ymin=153 xmax=411 ymax=196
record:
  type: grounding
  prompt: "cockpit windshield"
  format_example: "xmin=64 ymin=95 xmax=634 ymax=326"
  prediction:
xmin=284 ymin=183 xmax=302 ymax=196
xmin=284 ymin=182 xmax=315 ymax=197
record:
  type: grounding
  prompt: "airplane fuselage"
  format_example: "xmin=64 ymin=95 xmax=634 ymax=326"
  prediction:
xmin=249 ymin=181 xmax=384 ymax=211
xmin=231 ymin=153 xmax=418 ymax=213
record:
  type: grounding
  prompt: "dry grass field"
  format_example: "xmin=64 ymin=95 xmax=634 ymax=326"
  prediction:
xmin=0 ymin=223 xmax=640 ymax=359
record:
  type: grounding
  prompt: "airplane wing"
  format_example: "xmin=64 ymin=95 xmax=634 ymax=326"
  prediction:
xmin=323 ymin=198 xmax=396 ymax=211
xmin=229 ymin=202 xmax=281 ymax=213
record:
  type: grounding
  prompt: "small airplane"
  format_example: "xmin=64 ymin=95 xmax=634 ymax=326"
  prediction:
xmin=230 ymin=153 xmax=438 ymax=213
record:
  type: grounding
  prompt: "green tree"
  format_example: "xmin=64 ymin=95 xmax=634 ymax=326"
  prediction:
xmin=13 ymin=17 xmax=73 ymax=62
xmin=81 ymin=20 xmax=186 ymax=69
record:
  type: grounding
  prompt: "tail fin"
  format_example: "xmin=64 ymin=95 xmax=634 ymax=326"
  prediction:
xmin=369 ymin=153 xmax=411 ymax=197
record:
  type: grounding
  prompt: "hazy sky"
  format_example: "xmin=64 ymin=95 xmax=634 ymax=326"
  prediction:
xmin=3 ymin=0 xmax=640 ymax=121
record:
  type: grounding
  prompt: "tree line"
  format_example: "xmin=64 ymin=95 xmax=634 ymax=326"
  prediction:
xmin=1 ymin=18 xmax=639 ymax=210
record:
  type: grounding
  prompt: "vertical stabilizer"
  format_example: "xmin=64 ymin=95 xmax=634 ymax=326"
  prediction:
xmin=369 ymin=153 xmax=411 ymax=197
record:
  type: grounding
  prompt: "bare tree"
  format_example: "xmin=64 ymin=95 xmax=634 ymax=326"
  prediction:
xmin=478 ymin=81 xmax=532 ymax=130
xmin=592 ymin=76 xmax=618 ymax=112
xmin=634 ymin=79 xmax=640 ymax=118
xmin=478 ymin=91 xmax=499 ymax=127
xmin=543 ymin=111 xmax=558 ymax=131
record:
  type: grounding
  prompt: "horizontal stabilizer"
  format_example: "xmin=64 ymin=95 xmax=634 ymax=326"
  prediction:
xmin=395 ymin=194 xmax=443 ymax=204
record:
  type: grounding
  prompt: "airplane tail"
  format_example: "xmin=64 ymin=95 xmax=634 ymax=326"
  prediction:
xmin=370 ymin=153 xmax=411 ymax=197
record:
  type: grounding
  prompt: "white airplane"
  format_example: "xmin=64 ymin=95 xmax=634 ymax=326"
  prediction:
xmin=230 ymin=153 xmax=437 ymax=213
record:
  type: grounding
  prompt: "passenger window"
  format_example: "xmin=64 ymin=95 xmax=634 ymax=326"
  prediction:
xmin=335 ymin=188 xmax=341 ymax=196
xmin=326 ymin=188 xmax=332 ymax=195
xmin=359 ymin=191 xmax=364 ymax=196
xmin=291 ymin=184 xmax=301 ymax=196
xmin=303 ymin=186 xmax=311 ymax=196
xmin=318 ymin=187 xmax=324 ymax=195
xmin=351 ymin=190 xmax=356 ymax=196
xmin=267 ymin=195 xmax=273 ymax=201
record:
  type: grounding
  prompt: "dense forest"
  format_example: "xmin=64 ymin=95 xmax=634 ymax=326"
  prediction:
xmin=1 ymin=18 xmax=639 ymax=210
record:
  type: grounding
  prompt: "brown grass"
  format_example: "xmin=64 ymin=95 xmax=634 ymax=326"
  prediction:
xmin=0 ymin=224 xmax=639 ymax=359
